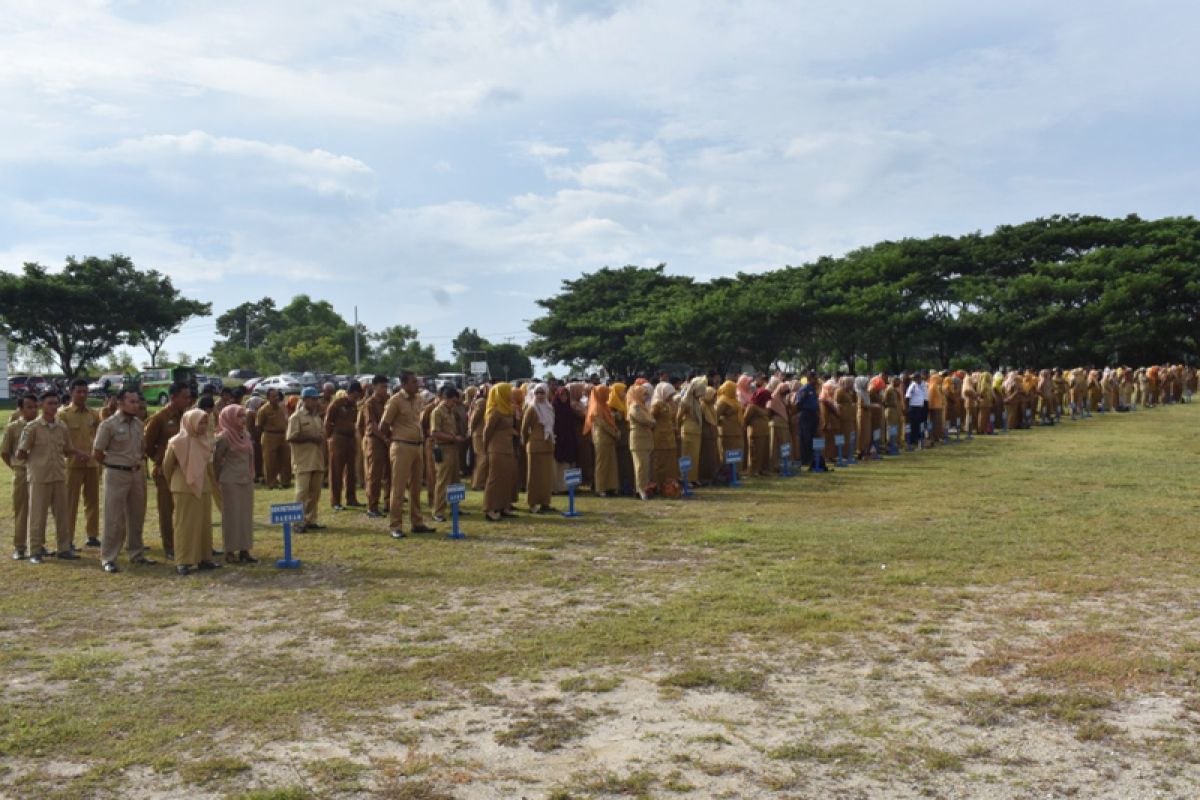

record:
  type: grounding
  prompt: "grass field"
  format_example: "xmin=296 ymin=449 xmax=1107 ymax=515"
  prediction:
xmin=2 ymin=405 xmax=1199 ymax=799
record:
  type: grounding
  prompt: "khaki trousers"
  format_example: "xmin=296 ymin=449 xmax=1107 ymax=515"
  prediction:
xmin=432 ymin=447 xmax=459 ymax=517
xmin=28 ymin=480 xmax=70 ymax=554
xmin=152 ymin=470 xmax=174 ymax=554
xmin=295 ymin=470 xmax=323 ymax=526
xmin=11 ymin=467 xmax=28 ymax=550
xmin=364 ymin=436 xmax=391 ymax=511
xmin=101 ymin=467 xmax=146 ymax=563
xmin=631 ymin=447 xmax=652 ymax=492
xmin=327 ymin=434 xmax=358 ymax=506
xmin=388 ymin=441 xmax=424 ymax=531
xmin=261 ymin=432 xmax=291 ymax=488
xmin=66 ymin=466 xmax=100 ymax=541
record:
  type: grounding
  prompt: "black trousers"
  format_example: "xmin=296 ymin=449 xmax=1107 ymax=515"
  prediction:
xmin=906 ymin=405 xmax=928 ymax=446
xmin=798 ymin=410 xmax=819 ymax=465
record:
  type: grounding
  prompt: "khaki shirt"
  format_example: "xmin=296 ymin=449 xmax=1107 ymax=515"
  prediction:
xmin=144 ymin=404 xmax=183 ymax=466
xmin=256 ymin=403 xmax=287 ymax=434
xmin=2 ymin=417 xmax=31 ymax=472
xmin=17 ymin=417 xmax=73 ymax=484
xmin=60 ymin=403 xmax=100 ymax=470
xmin=359 ymin=394 xmax=387 ymax=441
xmin=286 ymin=407 xmax=326 ymax=473
xmin=324 ymin=396 xmax=358 ymax=438
xmin=381 ymin=390 xmax=423 ymax=443
xmin=431 ymin=403 xmax=457 ymax=439
xmin=93 ymin=411 xmax=146 ymax=468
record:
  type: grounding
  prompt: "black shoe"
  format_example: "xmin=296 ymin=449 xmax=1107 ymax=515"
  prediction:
xmin=432 ymin=515 xmax=447 ymax=523
xmin=239 ymin=551 xmax=259 ymax=564
xmin=86 ymin=537 xmax=101 ymax=548
xmin=411 ymin=524 xmax=437 ymax=534
xmin=197 ymin=560 xmax=221 ymax=571
xmin=346 ymin=501 xmax=364 ymax=508
xmin=294 ymin=526 xmax=307 ymax=534
xmin=212 ymin=548 xmax=224 ymax=556
xmin=176 ymin=565 xmax=191 ymax=576
xmin=70 ymin=543 xmax=81 ymax=552
xmin=57 ymin=550 xmax=80 ymax=560
xmin=102 ymin=561 xmax=120 ymax=574
xmin=130 ymin=556 xmax=158 ymax=565
xmin=366 ymin=509 xmax=384 ymax=518
xmin=165 ymin=551 xmax=175 ymax=561
xmin=29 ymin=554 xmax=44 ymax=565
xmin=306 ymin=523 xmax=325 ymax=531
xmin=381 ymin=505 xmax=389 ymax=513
xmin=12 ymin=549 xmax=25 ymax=561
xmin=332 ymin=504 xmax=345 ymax=512
xmin=390 ymin=530 xmax=407 ymax=539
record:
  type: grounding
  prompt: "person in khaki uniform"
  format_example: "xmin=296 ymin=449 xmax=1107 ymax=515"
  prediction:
xmin=429 ymin=388 xmax=464 ymax=522
xmin=256 ymin=389 xmax=291 ymax=489
xmin=143 ymin=383 xmax=191 ymax=560
xmin=324 ymin=381 xmax=363 ymax=511
xmin=521 ymin=383 xmax=557 ymax=512
xmin=17 ymin=392 xmax=82 ymax=563
xmin=92 ymin=388 xmax=155 ymax=573
xmin=586 ymin=384 xmax=620 ymax=496
xmin=482 ymin=382 xmax=517 ymax=521
xmin=360 ymin=376 xmax=392 ymax=517
xmin=626 ymin=384 xmax=655 ymax=499
xmin=213 ymin=404 xmax=257 ymax=563
xmin=162 ymin=409 xmax=219 ymax=575
xmin=61 ymin=379 xmax=102 ymax=548
xmin=287 ymin=388 xmax=327 ymax=532
xmin=3 ymin=394 xmax=38 ymax=560
xmin=381 ymin=372 xmax=436 ymax=537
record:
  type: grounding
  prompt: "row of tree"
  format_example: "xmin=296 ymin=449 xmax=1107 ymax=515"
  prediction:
xmin=526 ymin=214 xmax=1200 ymax=376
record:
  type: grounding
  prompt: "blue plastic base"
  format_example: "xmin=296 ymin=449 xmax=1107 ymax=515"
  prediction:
xmin=275 ymin=558 xmax=302 ymax=569
xmin=447 ymin=532 xmax=466 ymax=540
xmin=562 ymin=511 xmax=582 ymax=518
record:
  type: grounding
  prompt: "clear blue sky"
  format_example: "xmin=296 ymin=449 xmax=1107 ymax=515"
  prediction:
xmin=3 ymin=0 xmax=1197 ymax=366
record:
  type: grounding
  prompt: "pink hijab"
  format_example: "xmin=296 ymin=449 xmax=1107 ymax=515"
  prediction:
xmin=218 ymin=404 xmax=254 ymax=480
xmin=167 ymin=408 xmax=212 ymax=498
xmin=768 ymin=383 xmax=790 ymax=419
xmin=736 ymin=375 xmax=755 ymax=406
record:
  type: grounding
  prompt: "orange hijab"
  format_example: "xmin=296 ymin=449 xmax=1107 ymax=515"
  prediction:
xmin=582 ymin=385 xmax=616 ymax=436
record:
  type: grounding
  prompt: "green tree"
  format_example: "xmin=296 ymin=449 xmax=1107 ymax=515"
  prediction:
xmin=127 ymin=275 xmax=212 ymax=367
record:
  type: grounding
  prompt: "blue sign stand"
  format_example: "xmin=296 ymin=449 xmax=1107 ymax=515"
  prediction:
xmin=834 ymin=434 xmax=846 ymax=466
xmin=779 ymin=443 xmax=793 ymax=476
xmin=887 ymin=425 xmax=899 ymax=456
xmin=447 ymin=483 xmax=466 ymax=539
xmin=847 ymin=432 xmax=857 ymax=465
xmin=811 ymin=438 xmax=827 ymax=472
xmin=724 ymin=449 xmax=742 ymax=487
xmin=562 ymin=468 xmax=582 ymax=517
xmin=872 ymin=428 xmax=882 ymax=458
xmin=270 ymin=502 xmax=304 ymax=569
xmin=678 ymin=456 xmax=694 ymax=497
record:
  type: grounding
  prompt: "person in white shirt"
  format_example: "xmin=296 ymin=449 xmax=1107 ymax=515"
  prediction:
xmin=904 ymin=372 xmax=928 ymax=450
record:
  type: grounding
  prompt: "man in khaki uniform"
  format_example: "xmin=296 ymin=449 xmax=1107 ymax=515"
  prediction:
xmin=17 ymin=392 xmax=83 ymax=562
xmin=3 ymin=394 xmax=38 ymax=560
xmin=318 ymin=382 xmax=336 ymax=418
xmin=324 ymin=380 xmax=362 ymax=511
xmin=257 ymin=389 xmax=291 ymax=489
xmin=92 ymin=388 xmax=156 ymax=573
xmin=380 ymin=371 xmax=436 ymax=538
xmin=61 ymin=378 xmax=102 ymax=548
xmin=143 ymin=382 xmax=191 ymax=560
xmin=360 ymin=376 xmax=391 ymax=518
xmin=429 ymin=387 xmax=464 ymax=523
xmin=287 ymin=387 xmax=326 ymax=532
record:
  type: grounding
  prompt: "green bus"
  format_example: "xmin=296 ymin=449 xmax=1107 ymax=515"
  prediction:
xmin=140 ymin=366 xmax=197 ymax=407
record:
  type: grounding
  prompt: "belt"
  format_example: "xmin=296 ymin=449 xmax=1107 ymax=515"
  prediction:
xmin=391 ymin=439 xmax=422 ymax=446
xmin=105 ymin=463 xmax=141 ymax=472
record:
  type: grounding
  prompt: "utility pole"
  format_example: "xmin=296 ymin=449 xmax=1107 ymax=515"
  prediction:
xmin=354 ymin=306 xmax=360 ymax=374
xmin=245 ymin=313 xmax=250 ymax=350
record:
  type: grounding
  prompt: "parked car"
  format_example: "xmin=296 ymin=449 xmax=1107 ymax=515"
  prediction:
xmin=195 ymin=374 xmax=223 ymax=394
xmin=225 ymin=369 xmax=260 ymax=387
xmin=10 ymin=375 xmax=52 ymax=396
xmin=87 ymin=373 xmax=126 ymax=397
xmin=253 ymin=375 xmax=302 ymax=396
xmin=242 ymin=376 xmax=263 ymax=394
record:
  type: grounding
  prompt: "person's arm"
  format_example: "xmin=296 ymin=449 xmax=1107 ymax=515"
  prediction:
xmin=519 ymin=407 xmax=534 ymax=444
xmin=432 ymin=409 xmax=459 ymax=444
xmin=212 ymin=438 xmax=226 ymax=483
xmin=378 ymin=398 xmax=396 ymax=440
xmin=482 ymin=413 xmax=500 ymax=447
xmin=162 ymin=447 xmax=178 ymax=482
xmin=323 ymin=401 xmax=338 ymax=439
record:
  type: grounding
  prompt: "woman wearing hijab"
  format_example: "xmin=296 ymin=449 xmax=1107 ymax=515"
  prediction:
xmin=482 ymin=383 xmax=517 ymax=522
xmin=585 ymin=385 xmax=620 ymax=496
xmin=1002 ymin=371 xmax=1022 ymax=430
xmin=744 ymin=388 xmax=771 ymax=476
xmin=650 ymin=382 xmax=680 ymax=488
xmin=767 ymin=382 xmax=791 ymax=471
xmin=961 ymin=372 xmax=978 ymax=435
xmin=853 ymin=376 xmax=873 ymax=459
xmin=608 ymin=383 xmax=634 ymax=495
xmin=162 ymin=408 xmax=219 ymax=575
xmin=883 ymin=377 xmax=902 ymax=448
xmin=715 ymin=381 xmax=743 ymax=467
xmin=868 ymin=375 xmax=885 ymax=455
xmin=213 ymin=404 xmax=257 ymax=564
xmin=627 ymin=384 xmax=655 ymax=499
xmin=699 ymin=386 xmax=721 ymax=484
xmin=735 ymin=374 xmax=755 ymax=408
xmin=676 ymin=377 xmax=707 ymax=486
xmin=926 ymin=373 xmax=944 ymax=446
xmin=551 ymin=386 xmax=579 ymax=491
xmin=510 ymin=385 xmax=527 ymax=502
xmin=819 ymin=380 xmax=840 ymax=464
xmin=568 ymin=382 xmax=594 ymax=491
xmin=468 ymin=385 xmax=489 ymax=490
xmin=520 ymin=383 xmax=556 ymax=514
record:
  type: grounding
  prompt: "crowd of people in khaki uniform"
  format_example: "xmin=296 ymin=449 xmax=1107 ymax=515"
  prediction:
xmin=3 ymin=364 xmax=1196 ymax=574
